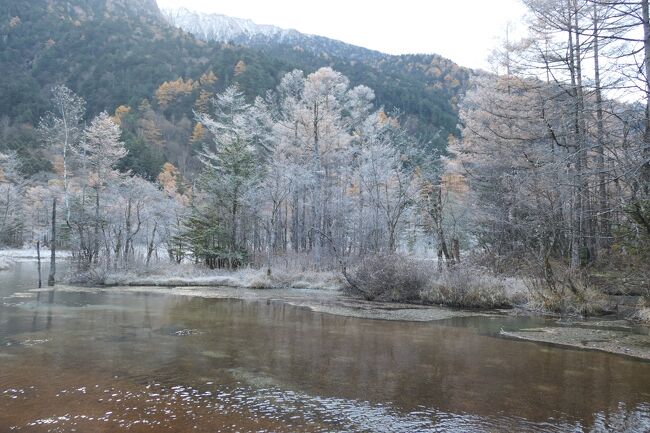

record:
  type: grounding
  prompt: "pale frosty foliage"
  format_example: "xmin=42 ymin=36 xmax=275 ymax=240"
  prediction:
xmin=348 ymin=254 xmax=523 ymax=309
xmin=38 ymin=85 xmax=85 ymax=151
xmin=80 ymin=112 xmax=128 ymax=176
xmin=98 ymin=262 xmax=344 ymax=291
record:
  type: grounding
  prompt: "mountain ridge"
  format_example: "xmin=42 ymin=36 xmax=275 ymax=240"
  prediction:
xmin=162 ymin=7 xmax=387 ymax=61
xmin=0 ymin=0 xmax=470 ymax=179
xmin=161 ymin=6 xmax=472 ymax=150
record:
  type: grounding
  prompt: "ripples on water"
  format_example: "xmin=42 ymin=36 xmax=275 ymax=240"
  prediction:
xmin=0 ymin=262 xmax=649 ymax=432
xmin=3 ymin=380 xmax=650 ymax=432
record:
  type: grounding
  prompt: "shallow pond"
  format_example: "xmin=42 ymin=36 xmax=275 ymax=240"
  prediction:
xmin=0 ymin=262 xmax=649 ymax=432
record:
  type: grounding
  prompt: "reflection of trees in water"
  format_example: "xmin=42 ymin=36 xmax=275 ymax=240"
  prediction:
xmin=31 ymin=286 xmax=55 ymax=331
xmin=4 ymin=281 xmax=650 ymax=431
xmin=590 ymin=403 xmax=650 ymax=433
xmin=166 ymin=297 xmax=650 ymax=424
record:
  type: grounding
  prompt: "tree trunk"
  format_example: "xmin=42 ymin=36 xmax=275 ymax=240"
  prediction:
xmin=452 ymin=237 xmax=460 ymax=263
xmin=125 ymin=198 xmax=132 ymax=263
xmin=231 ymin=185 xmax=239 ymax=252
xmin=47 ymin=198 xmax=56 ymax=286
xmin=574 ymin=0 xmax=589 ymax=265
xmin=146 ymin=222 xmax=157 ymax=266
xmin=291 ymin=191 xmax=299 ymax=252
xmin=93 ymin=186 xmax=100 ymax=265
xmin=267 ymin=215 xmax=275 ymax=277
xmin=593 ymin=2 xmax=609 ymax=255
xmin=642 ymin=0 xmax=650 ymax=192
xmin=312 ymin=102 xmax=323 ymax=269
xmin=36 ymin=240 xmax=42 ymax=288
xmin=434 ymin=187 xmax=451 ymax=270
xmin=567 ymin=0 xmax=586 ymax=269
xmin=63 ymin=113 xmax=70 ymax=224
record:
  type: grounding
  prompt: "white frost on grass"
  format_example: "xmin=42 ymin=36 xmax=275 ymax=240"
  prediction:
xmin=102 ymin=264 xmax=345 ymax=291
xmin=0 ymin=247 xmax=72 ymax=260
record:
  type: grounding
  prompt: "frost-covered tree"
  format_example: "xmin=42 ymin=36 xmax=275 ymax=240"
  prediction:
xmin=169 ymin=69 xmax=421 ymax=270
xmin=261 ymin=68 xmax=419 ymax=268
xmin=0 ymin=152 xmax=25 ymax=246
xmin=185 ymin=85 xmax=264 ymax=267
xmin=357 ymin=114 xmax=416 ymax=253
xmin=38 ymin=85 xmax=85 ymax=223
xmin=73 ymin=112 xmax=127 ymax=265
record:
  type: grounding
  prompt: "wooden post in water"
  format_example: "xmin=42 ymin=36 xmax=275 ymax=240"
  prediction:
xmin=36 ymin=240 xmax=42 ymax=288
xmin=47 ymin=198 xmax=56 ymax=287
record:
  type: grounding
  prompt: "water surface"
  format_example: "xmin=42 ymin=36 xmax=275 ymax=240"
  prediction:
xmin=0 ymin=262 xmax=649 ymax=432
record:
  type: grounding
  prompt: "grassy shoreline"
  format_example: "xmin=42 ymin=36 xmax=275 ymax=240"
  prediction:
xmin=30 ymin=282 xmax=650 ymax=361
xmin=5 ymin=250 xmax=648 ymax=360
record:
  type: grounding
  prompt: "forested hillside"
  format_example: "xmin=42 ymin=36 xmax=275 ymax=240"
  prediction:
xmin=0 ymin=0 xmax=295 ymax=177
xmin=1 ymin=0 xmax=646 ymax=320
xmin=0 ymin=0 xmax=450 ymax=277
xmin=0 ymin=0 xmax=290 ymax=120
xmin=165 ymin=7 xmax=470 ymax=149
xmin=0 ymin=0 xmax=469 ymax=182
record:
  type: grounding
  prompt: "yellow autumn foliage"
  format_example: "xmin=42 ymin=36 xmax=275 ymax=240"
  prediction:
xmin=113 ymin=105 xmax=131 ymax=125
xmin=234 ymin=60 xmax=247 ymax=76
xmin=155 ymin=77 xmax=196 ymax=107
xmin=199 ymin=70 xmax=217 ymax=87
xmin=191 ymin=123 xmax=206 ymax=143
xmin=157 ymin=162 xmax=190 ymax=205
xmin=194 ymin=90 xmax=212 ymax=113
xmin=157 ymin=162 xmax=179 ymax=194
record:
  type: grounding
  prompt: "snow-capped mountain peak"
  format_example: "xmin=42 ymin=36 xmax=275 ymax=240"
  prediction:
xmin=162 ymin=7 xmax=303 ymax=44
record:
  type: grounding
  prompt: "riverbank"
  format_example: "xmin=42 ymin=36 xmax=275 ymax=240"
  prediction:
xmin=501 ymin=321 xmax=650 ymax=361
xmin=100 ymin=267 xmax=345 ymax=291
xmin=29 ymin=282 xmax=650 ymax=361
xmin=3 ymin=250 xmax=646 ymax=361
xmin=32 ymin=284 xmax=485 ymax=322
xmin=6 ymin=271 xmax=650 ymax=432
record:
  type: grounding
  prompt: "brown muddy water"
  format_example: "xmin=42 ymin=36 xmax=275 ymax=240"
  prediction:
xmin=0 ymin=262 xmax=649 ymax=432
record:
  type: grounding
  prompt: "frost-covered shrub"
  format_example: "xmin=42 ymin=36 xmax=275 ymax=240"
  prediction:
xmin=524 ymin=269 xmax=607 ymax=316
xmin=422 ymin=267 xmax=515 ymax=309
xmin=347 ymin=254 xmax=523 ymax=309
xmin=346 ymin=254 xmax=431 ymax=302
xmin=632 ymin=298 xmax=650 ymax=325
xmin=68 ymin=266 xmax=109 ymax=286
xmin=270 ymin=270 xmax=344 ymax=291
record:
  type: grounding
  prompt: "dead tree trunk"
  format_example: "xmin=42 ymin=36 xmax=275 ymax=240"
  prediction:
xmin=47 ymin=198 xmax=56 ymax=287
xmin=36 ymin=240 xmax=42 ymax=288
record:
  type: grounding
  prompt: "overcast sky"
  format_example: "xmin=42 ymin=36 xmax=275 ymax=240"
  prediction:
xmin=156 ymin=0 xmax=527 ymax=70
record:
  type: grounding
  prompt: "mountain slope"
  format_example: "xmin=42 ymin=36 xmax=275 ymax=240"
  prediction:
xmin=163 ymin=8 xmax=385 ymax=62
xmin=0 ymin=0 xmax=469 ymax=180
xmin=163 ymin=7 xmax=471 ymax=150
xmin=0 ymin=0 xmax=289 ymax=122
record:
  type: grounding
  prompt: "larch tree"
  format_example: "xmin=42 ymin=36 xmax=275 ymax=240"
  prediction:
xmin=77 ymin=112 xmax=128 ymax=265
